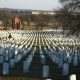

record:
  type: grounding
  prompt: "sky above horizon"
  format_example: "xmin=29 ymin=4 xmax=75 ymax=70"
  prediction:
xmin=0 ymin=0 xmax=61 ymax=10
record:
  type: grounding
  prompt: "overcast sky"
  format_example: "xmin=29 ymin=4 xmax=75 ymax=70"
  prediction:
xmin=0 ymin=0 xmax=61 ymax=10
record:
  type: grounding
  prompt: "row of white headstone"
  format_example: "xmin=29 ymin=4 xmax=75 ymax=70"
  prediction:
xmin=0 ymin=30 xmax=38 ymax=75
xmin=0 ymin=30 xmax=79 ymax=80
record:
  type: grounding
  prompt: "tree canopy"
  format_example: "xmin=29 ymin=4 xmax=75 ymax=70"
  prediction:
xmin=59 ymin=0 xmax=80 ymax=13
xmin=54 ymin=0 xmax=80 ymax=36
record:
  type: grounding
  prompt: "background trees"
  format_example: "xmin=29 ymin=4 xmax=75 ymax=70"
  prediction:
xmin=55 ymin=0 xmax=80 ymax=36
xmin=59 ymin=0 xmax=80 ymax=13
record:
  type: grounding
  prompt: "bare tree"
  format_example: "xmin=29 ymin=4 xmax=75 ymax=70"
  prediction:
xmin=59 ymin=0 xmax=80 ymax=13
xmin=56 ymin=0 xmax=80 ymax=36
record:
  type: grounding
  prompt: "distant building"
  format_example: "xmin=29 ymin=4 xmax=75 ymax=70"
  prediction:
xmin=32 ymin=11 xmax=55 ymax=15
xmin=0 ymin=8 xmax=55 ymax=15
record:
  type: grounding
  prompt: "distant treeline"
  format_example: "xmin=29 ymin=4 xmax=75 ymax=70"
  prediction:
xmin=0 ymin=8 xmax=80 ymax=36
xmin=0 ymin=12 xmax=61 ymax=29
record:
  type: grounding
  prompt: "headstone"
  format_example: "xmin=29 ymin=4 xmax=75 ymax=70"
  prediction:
xmin=55 ymin=56 xmax=59 ymax=64
xmin=58 ymin=58 xmax=63 ymax=68
xmin=63 ymin=53 xmax=67 ymax=62
xmin=0 ymin=56 xmax=4 ymax=63
xmin=4 ymin=53 xmax=9 ymax=61
xmin=18 ymin=54 xmax=21 ymax=61
xmin=68 ymin=56 xmax=72 ymax=64
xmin=69 ymin=74 xmax=76 ymax=80
xmin=23 ymin=61 xmax=29 ymax=73
xmin=10 ymin=59 xmax=15 ymax=68
xmin=3 ymin=63 xmax=9 ymax=75
xmin=63 ymin=63 xmax=69 ymax=75
xmin=14 ymin=55 xmax=18 ymax=63
xmin=42 ymin=65 xmax=49 ymax=78
xmin=11 ymin=47 xmax=15 ymax=55
xmin=15 ymin=50 xmax=18 ymax=55
xmin=41 ymin=55 xmax=46 ymax=65
xmin=9 ymin=49 xmax=13 ymax=58
xmin=73 ymin=55 xmax=78 ymax=66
